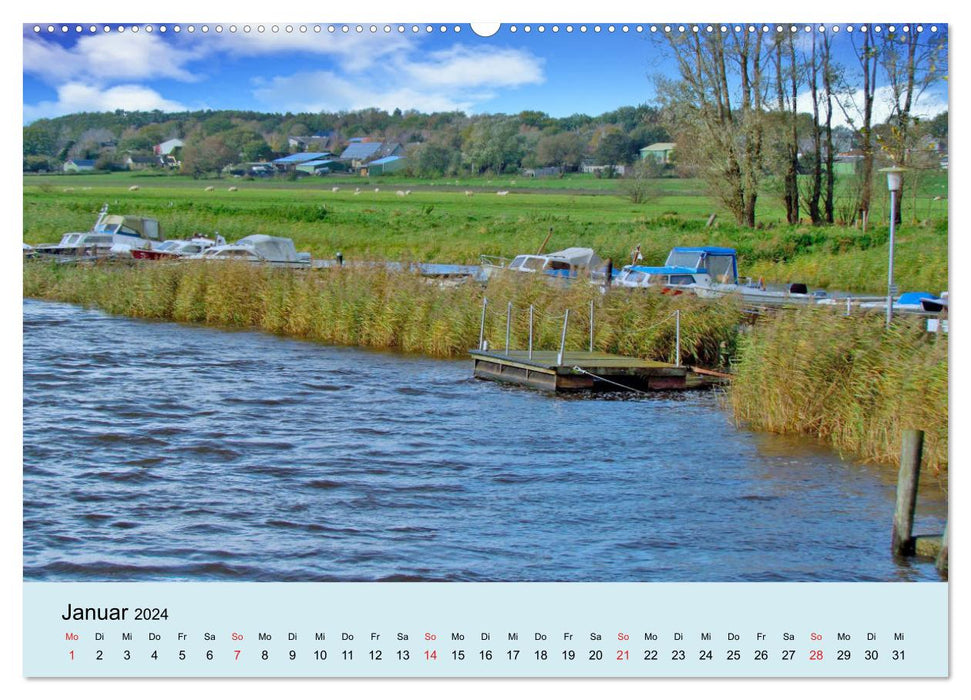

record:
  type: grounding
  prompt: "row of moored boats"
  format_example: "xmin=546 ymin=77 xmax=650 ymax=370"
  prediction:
xmin=24 ymin=206 xmax=947 ymax=315
xmin=480 ymin=245 xmax=948 ymax=314
xmin=24 ymin=205 xmax=310 ymax=267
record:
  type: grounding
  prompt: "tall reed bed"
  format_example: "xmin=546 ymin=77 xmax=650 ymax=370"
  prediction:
xmin=729 ymin=307 xmax=948 ymax=475
xmin=24 ymin=261 xmax=946 ymax=475
xmin=23 ymin=260 xmax=742 ymax=367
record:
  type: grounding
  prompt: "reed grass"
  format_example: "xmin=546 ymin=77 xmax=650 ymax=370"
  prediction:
xmin=23 ymin=260 xmax=741 ymax=366
xmin=729 ymin=306 xmax=948 ymax=475
xmin=24 ymin=260 xmax=947 ymax=477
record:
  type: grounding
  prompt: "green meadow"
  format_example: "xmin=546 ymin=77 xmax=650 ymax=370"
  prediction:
xmin=24 ymin=171 xmax=948 ymax=293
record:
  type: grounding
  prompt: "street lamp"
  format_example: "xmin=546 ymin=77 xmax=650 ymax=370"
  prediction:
xmin=880 ymin=166 xmax=906 ymax=327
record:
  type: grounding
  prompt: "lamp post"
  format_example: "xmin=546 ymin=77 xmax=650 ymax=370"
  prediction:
xmin=880 ymin=167 xmax=906 ymax=327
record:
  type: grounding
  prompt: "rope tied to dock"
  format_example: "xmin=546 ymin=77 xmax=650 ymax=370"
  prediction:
xmin=571 ymin=366 xmax=654 ymax=395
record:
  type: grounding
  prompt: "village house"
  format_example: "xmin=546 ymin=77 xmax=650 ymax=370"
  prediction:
xmin=62 ymin=159 xmax=96 ymax=173
xmin=580 ymin=163 xmax=628 ymax=176
xmin=271 ymin=152 xmax=333 ymax=173
xmin=153 ymin=138 xmax=184 ymax=167
xmin=639 ymin=142 xmax=677 ymax=164
xmin=339 ymin=141 xmax=404 ymax=170
xmin=125 ymin=155 xmax=162 ymax=171
xmin=360 ymin=155 xmax=407 ymax=176
xmin=288 ymin=132 xmax=334 ymax=152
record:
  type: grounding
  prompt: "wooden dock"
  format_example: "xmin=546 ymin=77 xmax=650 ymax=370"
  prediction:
xmin=469 ymin=349 xmax=710 ymax=392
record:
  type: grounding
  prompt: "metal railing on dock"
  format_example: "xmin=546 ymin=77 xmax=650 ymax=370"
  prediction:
xmin=471 ymin=297 xmax=711 ymax=393
xmin=477 ymin=296 xmax=684 ymax=368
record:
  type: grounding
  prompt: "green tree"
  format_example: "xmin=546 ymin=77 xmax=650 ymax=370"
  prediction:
xmin=595 ymin=131 xmax=634 ymax=165
xmin=410 ymin=143 xmax=454 ymax=177
xmin=928 ymin=111 xmax=948 ymax=141
xmin=535 ymin=131 xmax=585 ymax=170
xmin=181 ymin=134 xmax=236 ymax=177
xmin=464 ymin=117 xmax=524 ymax=174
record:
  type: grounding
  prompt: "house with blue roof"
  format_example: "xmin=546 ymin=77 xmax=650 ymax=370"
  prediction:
xmin=339 ymin=142 xmax=404 ymax=169
xmin=295 ymin=159 xmax=348 ymax=175
xmin=272 ymin=152 xmax=333 ymax=172
xmin=364 ymin=155 xmax=408 ymax=176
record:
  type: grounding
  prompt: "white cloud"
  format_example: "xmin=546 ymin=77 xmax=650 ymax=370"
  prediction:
xmin=253 ymin=71 xmax=478 ymax=114
xmin=23 ymin=30 xmax=546 ymax=120
xmin=796 ymin=84 xmax=948 ymax=129
xmin=23 ymin=33 xmax=203 ymax=84
xmin=204 ymin=29 xmax=412 ymax=72
xmin=401 ymin=46 xmax=544 ymax=88
xmin=252 ymin=44 xmax=544 ymax=114
xmin=23 ymin=83 xmax=188 ymax=122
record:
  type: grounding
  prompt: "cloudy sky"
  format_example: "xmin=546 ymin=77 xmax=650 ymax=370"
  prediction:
xmin=22 ymin=22 xmax=948 ymax=124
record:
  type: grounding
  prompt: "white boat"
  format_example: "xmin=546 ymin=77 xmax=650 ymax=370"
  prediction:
xmin=189 ymin=234 xmax=311 ymax=266
xmin=33 ymin=204 xmax=165 ymax=260
xmin=131 ymin=236 xmax=217 ymax=260
xmin=480 ymin=247 xmax=603 ymax=280
xmin=615 ymin=246 xmax=825 ymax=305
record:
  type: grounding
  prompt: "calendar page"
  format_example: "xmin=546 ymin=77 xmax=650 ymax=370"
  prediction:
xmin=20 ymin=8 xmax=952 ymax=685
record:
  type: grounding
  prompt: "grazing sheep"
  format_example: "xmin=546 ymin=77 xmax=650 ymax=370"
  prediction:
xmin=396 ymin=190 xmax=406 ymax=197
xmin=228 ymin=186 xmax=238 ymax=192
xmin=128 ymin=185 xmax=140 ymax=191
xmin=205 ymin=186 xmax=215 ymax=192
xmin=496 ymin=191 xmax=509 ymax=196
xmin=464 ymin=191 xmax=474 ymax=197
xmin=405 ymin=190 xmax=411 ymax=195
xmin=374 ymin=188 xmax=380 ymax=192
xmin=332 ymin=186 xmax=340 ymax=192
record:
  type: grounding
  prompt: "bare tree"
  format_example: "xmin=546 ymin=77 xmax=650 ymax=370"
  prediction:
xmin=773 ymin=31 xmax=800 ymax=224
xmin=835 ymin=27 xmax=878 ymax=226
xmin=656 ymin=28 xmax=765 ymax=227
xmin=804 ymin=32 xmax=824 ymax=224
xmin=821 ymin=32 xmax=836 ymax=223
xmin=879 ymin=24 xmax=948 ymax=223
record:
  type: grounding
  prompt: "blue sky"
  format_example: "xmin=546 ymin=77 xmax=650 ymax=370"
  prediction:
xmin=23 ymin=22 xmax=948 ymax=124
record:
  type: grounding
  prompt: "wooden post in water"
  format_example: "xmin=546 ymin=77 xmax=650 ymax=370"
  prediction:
xmin=892 ymin=429 xmax=924 ymax=556
xmin=505 ymin=302 xmax=512 ymax=355
xmin=936 ymin=521 xmax=948 ymax=576
xmin=589 ymin=299 xmax=595 ymax=353
xmin=674 ymin=310 xmax=681 ymax=367
xmin=528 ymin=305 xmax=534 ymax=360
xmin=557 ymin=309 xmax=570 ymax=366
xmin=478 ymin=298 xmax=488 ymax=351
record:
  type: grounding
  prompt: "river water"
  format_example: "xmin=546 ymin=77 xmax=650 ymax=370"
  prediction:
xmin=22 ymin=299 xmax=947 ymax=582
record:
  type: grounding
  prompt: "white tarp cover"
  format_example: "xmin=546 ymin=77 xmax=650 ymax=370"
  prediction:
xmin=236 ymin=235 xmax=300 ymax=262
xmin=544 ymin=247 xmax=603 ymax=269
xmin=100 ymin=215 xmax=163 ymax=241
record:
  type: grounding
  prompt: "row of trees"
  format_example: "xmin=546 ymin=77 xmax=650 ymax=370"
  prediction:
xmin=658 ymin=25 xmax=947 ymax=227
xmin=23 ymin=104 xmax=673 ymax=177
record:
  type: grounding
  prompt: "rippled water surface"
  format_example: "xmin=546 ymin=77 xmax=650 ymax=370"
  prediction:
xmin=23 ymin=300 xmax=947 ymax=582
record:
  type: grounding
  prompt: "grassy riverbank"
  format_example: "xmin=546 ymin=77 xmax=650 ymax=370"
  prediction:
xmin=23 ymin=260 xmax=947 ymax=476
xmin=24 ymin=174 xmax=948 ymax=293
xmin=730 ymin=307 xmax=948 ymax=476
xmin=22 ymin=260 xmax=741 ymax=366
